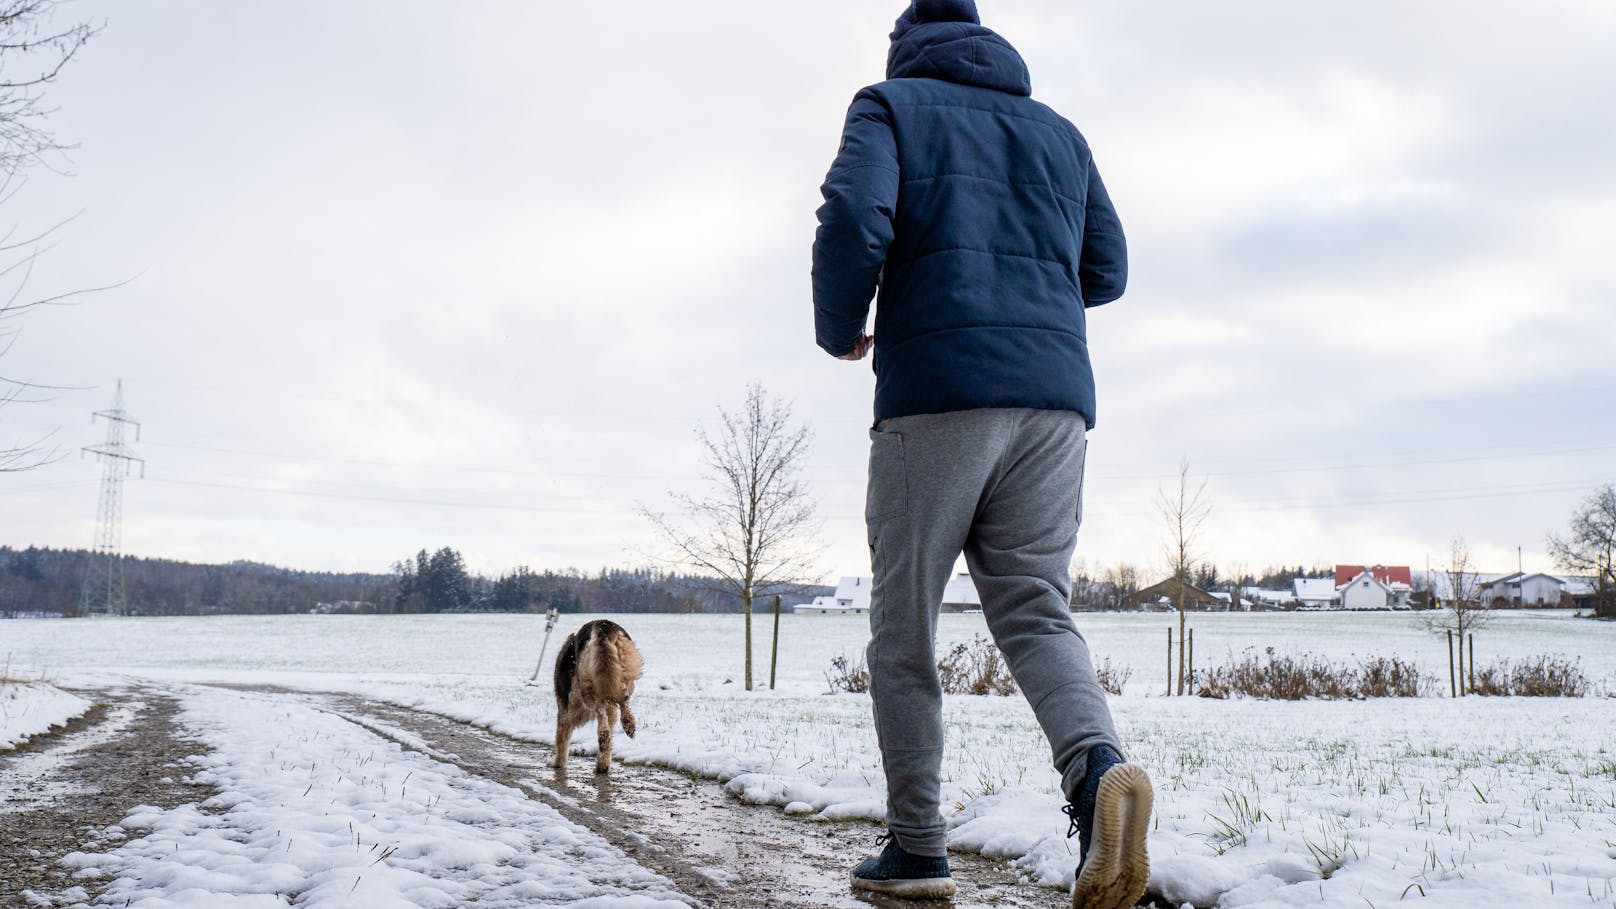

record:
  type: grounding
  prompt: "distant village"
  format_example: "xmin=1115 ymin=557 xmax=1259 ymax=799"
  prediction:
xmin=797 ymin=564 xmax=1603 ymax=615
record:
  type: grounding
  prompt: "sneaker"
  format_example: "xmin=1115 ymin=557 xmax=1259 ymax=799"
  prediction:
xmin=849 ymin=834 xmax=957 ymax=900
xmin=1064 ymin=745 xmax=1153 ymax=909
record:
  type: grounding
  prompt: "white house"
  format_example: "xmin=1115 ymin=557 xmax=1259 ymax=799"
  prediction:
xmin=795 ymin=594 xmax=865 ymax=615
xmin=941 ymin=574 xmax=982 ymax=612
xmin=1333 ymin=565 xmax=1414 ymax=609
xmin=797 ymin=574 xmax=982 ymax=614
xmin=1292 ymin=578 xmax=1338 ymax=608
xmin=1479 ymin=572 xmax=1587 ymax=608
xmin=1244 ymin=587 xmax=1294 ymax=608
xmin=1336 ymin=571 xmax=1395 ymax=610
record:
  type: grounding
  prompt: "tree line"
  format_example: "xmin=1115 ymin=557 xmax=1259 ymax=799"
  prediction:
xmin=0 ymin=545 xmax=825 ymax=618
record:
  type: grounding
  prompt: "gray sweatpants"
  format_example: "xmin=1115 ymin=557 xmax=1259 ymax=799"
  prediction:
xmin=864 ymin=407 xmax=1123 ymax=857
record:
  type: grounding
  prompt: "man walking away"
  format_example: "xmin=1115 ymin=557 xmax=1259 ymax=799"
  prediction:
xmin=811 ymin=2 xmax=1153 ymax=907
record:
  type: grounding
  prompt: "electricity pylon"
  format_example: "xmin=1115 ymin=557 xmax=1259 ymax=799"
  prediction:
xmin=80 ymin=380 xmax=143 ymax=617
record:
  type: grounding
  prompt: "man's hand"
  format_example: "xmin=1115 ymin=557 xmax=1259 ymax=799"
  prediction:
xmin=838 ymin=333 xmax=874 ymax=361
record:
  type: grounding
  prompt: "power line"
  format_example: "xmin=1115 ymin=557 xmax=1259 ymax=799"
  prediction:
xmin=145 ymin=477 xmax=629 ymax=515
xmin=140 ymin=472 xmax=1605 ymax=523
xmin=1093 ymin=442 xmax=1616 ymax=481
xmin=0 ymin=479 xmax=99 ymax=496
xmin=111 ymin=375 xmax=1616 ymax=428
xmin=1086 ymin=477 xmax=1605 ymax=519
xmin=137 ymin=435 xmax=1616 ymax=485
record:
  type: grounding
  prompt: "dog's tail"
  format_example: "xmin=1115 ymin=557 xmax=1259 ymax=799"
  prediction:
xmin=613 ymin=633 xmax=645 ymax=691
xmin=589 ymin=626 xmax=644 ymax=704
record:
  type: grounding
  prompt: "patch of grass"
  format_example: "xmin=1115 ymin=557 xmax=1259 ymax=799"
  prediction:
xmin=0 ymin=653 xmax=49 ymax=685
xmin=1201 ymin=787 xmax=1269 ymax=854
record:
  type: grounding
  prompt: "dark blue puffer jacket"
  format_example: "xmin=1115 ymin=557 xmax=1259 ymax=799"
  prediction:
xmin=812 ymin=17 xmax=1127 ymax=429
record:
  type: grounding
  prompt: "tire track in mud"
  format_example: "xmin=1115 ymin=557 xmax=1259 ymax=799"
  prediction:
xmin=0 ymin=687 xmax=209 ymax=908
xmin=319 ymin=693 xmax=1074 ymax=909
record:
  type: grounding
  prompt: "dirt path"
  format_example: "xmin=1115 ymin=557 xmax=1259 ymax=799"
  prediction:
xmin=0 ymin=687 xmax=208 ymax=908
xmin=2 ymin=685 xmax=1087 ymax=908
xmin=318 ymin=693 xmax=1074 ymax=909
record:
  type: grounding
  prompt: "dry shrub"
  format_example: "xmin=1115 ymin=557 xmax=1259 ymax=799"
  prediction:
xmin=1197 ymin=648 xmax=1433 ymax=700
xmin=824 ymin=653 xmax=869 ymax=694
xmin=1095 ymin=656 xmax=1132 ymax=696
xmin=1471 ymin=655 xmax=1588 ymax=697
xmin=827 ymin=638 xmax=1113 ymax=698
xmin=1357 ymin=656 xmax=1431 ymax=698
xmin=936 ymin=635 xmax=1017 ymax=696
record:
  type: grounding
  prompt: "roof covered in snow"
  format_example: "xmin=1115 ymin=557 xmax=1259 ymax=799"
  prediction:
xmin=1294 ymin=578 xmax=1338 ymax=602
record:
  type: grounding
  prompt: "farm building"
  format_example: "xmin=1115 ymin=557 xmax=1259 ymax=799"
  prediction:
xmin=1135 ymin=578 xmax=1223 ymax=611
xmin=1479 ymin=572 xmax=1598 ymax=608
xmin=1292 ymin=578 xmax=1338 ymax=608
xmin=796 ymin=574 xmax=981 ymax=614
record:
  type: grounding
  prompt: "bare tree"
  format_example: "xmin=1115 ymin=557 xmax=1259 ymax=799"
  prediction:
xmin=1548 ymin=484 xmax=1616 ymax=618
xmin=1420 ymin=537 xmax=1490 ymax=692
xmin=1159 ymin=458 xmax=1210 ymax=695
xmin=1103 ymin=562 xmax=1140 ymax=612
xmin=0 ymin=1 xmax=100 ymax=470
xmin=1 ymin=1 xmax=98 ymax=174
xmin=641 ymin=383 xmax=820 ymax=690
xmin=1227 ymin=561 xmax=1250 ymax=611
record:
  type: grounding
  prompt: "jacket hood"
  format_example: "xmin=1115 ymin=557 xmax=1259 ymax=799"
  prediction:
xmin=886 ymin=22 xmax=1032 ymax=96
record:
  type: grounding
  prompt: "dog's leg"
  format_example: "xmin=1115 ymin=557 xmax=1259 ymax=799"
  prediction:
xmin=619 ymin=701 xmax=637 ymax=738
xmin=595 ymin=706 xmax=613 ymax=774
xmin=554 ymin=715 xmax=571 ymax=770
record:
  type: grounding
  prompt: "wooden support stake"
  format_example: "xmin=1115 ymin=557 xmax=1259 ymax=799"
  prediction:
xmin=1187 ymin=627 xmax=1195 ymax=697
xmin=769 ymin=595 xmax=782 ymax=691
xmin=1454 ymin=630 xmax=1467 ymax=692
xmin=1467 ymin=632 xmax=1475 ymax=695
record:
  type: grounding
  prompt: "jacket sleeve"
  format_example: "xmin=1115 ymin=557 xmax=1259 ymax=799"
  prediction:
xmin=812 ymin=93 xmax=899 ymax=357
xmin=1078 ymin=161 xmax=1128 ymax=307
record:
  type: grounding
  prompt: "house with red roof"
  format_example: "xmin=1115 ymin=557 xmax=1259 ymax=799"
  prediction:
xmin=1334 ymin=564 xmax=1414 ymax=610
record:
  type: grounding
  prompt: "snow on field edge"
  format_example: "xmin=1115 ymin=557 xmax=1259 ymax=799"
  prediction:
xmin=0 ymin=682 xmax=94 ymax=750
xmin=43 ymin=685 xmax=690 ymax=909
xmin=335 ymin=682 xmax=1616 ymax=909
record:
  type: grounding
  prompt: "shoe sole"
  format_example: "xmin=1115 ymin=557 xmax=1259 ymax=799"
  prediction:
xmin=1071 ymin=762 xmax=1153 ymax=909
xmin=849 ymin=872 xmax=958 ymax=900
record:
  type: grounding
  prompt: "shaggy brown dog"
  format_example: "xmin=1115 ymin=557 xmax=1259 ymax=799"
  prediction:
xmin=552 ymin=619 xmax=644 ymax=774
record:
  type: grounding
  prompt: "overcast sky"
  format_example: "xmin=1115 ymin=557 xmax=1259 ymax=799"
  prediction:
xmin=2 ymin=0 xmax=1613 ymax=584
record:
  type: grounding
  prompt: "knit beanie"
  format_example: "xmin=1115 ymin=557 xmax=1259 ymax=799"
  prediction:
xmin=890 ymin=0 xmax=981 ymax=42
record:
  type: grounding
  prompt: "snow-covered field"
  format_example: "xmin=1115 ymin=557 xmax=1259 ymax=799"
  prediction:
xmin=4 ymin=610 xmax=1615 ymax=908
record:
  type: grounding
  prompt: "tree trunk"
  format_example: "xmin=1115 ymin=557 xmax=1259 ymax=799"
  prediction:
xmin=743 ymin=591 xmax=754 ymax=691
xmin=1176 ymin=583 xmax=1187 ymax=696
xmin=1455 ymin=622 xmax=1465 ymax=696
xmin=1165 ymin=628 xmax=1173 ymax=697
